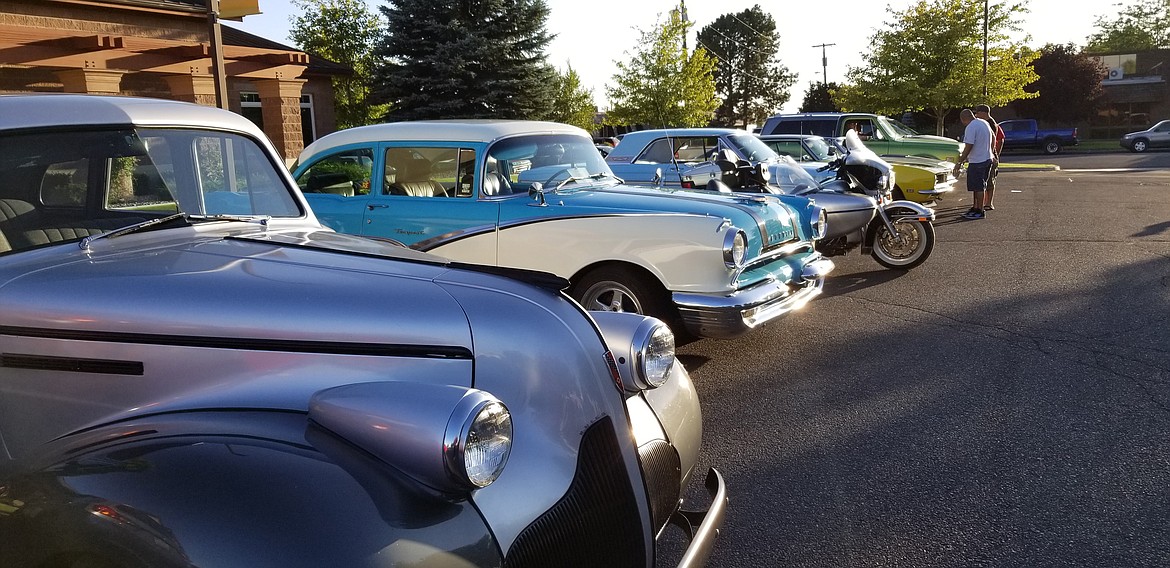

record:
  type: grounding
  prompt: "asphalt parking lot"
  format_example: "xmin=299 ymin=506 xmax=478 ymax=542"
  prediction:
xmin=669 ymin=166 xmax=1170 ymax=567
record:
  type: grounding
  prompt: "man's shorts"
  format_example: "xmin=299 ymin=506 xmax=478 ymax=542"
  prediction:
xmin=966 ymin=160 xmax=993 ymax=192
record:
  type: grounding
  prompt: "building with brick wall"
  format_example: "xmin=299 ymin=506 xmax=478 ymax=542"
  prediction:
xmin=0 ymin=0 xmax=350 ymax=162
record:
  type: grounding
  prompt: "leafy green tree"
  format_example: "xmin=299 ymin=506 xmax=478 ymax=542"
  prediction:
xmin=1011 ymin=43 xmax=1106 ymax=123
xmin=799 ymin=82 xmax=841 ymax=113
xmin=289 ymin=0 xmax=387 ymax=128
xmin=605 ymin=10 xmax=718 ymax=127
xmin=696 ymin=5 xmax=796 ymax=128
xmin=372 ymin=0 xmax=556 ymax=121
xmin=547 ymin=65 xmax=598 ymax=131
xmin=1086 ymin=0 xmax=1170 ymax=52
xmin=834 ymin=0 xmax=1038 ymax=135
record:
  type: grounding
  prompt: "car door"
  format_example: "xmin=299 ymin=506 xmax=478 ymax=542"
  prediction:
xmin=1151 ymin=120 xmax=1170 ymax=146
xmin=359 ymin=144 xmax=501 ymax=263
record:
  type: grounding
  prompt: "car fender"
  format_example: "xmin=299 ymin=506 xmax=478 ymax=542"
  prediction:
xmin=0 ymin=411 xmax=502 ymax=568
xmin=478 ymin=213 xmax=739 ymax=294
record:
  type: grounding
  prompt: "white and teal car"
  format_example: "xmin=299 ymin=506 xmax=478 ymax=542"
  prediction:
xmin=293 ymin=120 xmax=834 ymax=340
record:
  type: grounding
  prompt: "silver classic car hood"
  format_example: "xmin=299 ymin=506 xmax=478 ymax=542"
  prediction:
xmin=0 ymin=227 xmax=476 ymax=350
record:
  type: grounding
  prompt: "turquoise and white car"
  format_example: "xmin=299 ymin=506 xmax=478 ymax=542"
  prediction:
xmin=293 ymin=120 xmax=834 ymax=340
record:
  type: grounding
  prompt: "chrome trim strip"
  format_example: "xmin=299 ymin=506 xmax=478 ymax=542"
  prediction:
xmin=0 ymin=326 xmax=473 ymax=359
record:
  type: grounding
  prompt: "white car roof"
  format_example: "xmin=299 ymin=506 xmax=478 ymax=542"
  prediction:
xmin=0 ymin=94 xmax=267 ymax=139
xmin=299 ymin=120 xmax=590 ymax=162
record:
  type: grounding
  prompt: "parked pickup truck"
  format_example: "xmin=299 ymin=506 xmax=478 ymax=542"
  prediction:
xmin=759 ymin=112 xmax=961 ymax=162
xmin=997 ymin=119 xmax=1078 ymax=155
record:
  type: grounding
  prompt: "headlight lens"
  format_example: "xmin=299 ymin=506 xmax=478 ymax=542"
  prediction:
xmin=638 ymin=323 xmax=675 ymax=388
xmin=448 ymin=399 xmax=512 ymax=488
xmin=811 ymin=206 xmax=828 ymax=240
xmin=723 ymin=229 xmax=747 ymax=268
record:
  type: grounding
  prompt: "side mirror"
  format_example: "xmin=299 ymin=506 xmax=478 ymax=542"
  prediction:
xmin=528 ymin=182 xmax=547 ymax=206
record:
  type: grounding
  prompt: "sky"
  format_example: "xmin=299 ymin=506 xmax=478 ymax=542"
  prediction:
xmin=226 ymin=0 xmax=1117 ymax=114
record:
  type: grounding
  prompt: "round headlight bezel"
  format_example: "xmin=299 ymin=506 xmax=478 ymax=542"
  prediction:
xmin=444 ymin=395 xmax=512 ymax=489
xmin=636 ymin=321 xmax=676 ymax=388
xmin=723 ymin=228 xmax=747 ymax=269
xmin=811 ymin=206 xmax=828 ymax=240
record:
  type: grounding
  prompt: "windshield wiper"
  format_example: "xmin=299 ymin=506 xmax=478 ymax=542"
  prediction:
xmin=79 ymin=213 xmax=271 ymax=250
xmin=553 ymin=172 xmax=615 ymax=192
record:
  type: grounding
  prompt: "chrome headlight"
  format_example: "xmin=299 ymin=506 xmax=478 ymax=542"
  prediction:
xmin=638 ymin=322 xmax=676 ymax=388
xmin=723 ymin=228 xmax=747 ymax=269
xmin=591 ymin=313 xmax=676 ymax=391
xmin=445 ymin=395 xmax=512 ymax=488
xmin=810 ymin=205 xmax=828 ymax=240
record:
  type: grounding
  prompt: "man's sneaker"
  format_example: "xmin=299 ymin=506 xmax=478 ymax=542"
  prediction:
xmin=961 ymin=209 xmax=985 ymax=220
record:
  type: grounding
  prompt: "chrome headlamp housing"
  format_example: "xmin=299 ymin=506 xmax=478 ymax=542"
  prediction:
xmin=445 ymin=393 xmax=513 ymax=488
xmin=591 ymin=313 xmax=677 ymax=391
xmin=810 ymin=205 xmax=828 ymax=240
xmin=723 ymin=228 xmax=747 ymax=269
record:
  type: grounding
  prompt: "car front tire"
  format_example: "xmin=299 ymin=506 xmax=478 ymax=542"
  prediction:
xmin=1131 ymin=138 xmax=1149 ymax=153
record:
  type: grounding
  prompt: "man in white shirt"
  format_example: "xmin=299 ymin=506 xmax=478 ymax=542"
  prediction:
xmin=952 ymin=108 xmax=997 ymax=220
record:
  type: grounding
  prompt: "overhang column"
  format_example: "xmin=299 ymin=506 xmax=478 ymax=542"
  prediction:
xmin=254 ymin=78 xmax=307 ymax=162
xmin=56 ymin=68 xmax=127 ymax=95
xmin=164 ymin=74 xmax=218 ymax=106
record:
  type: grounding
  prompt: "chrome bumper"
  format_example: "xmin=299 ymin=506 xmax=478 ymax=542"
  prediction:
xmin=672 ymin=468 xmax=729 ymax=568
xmin=672 ymin=256 xmax=834 ymax=339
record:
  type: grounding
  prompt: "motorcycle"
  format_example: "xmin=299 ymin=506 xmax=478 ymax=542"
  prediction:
xmin=698 ymin=130 xmax=936 ymax=270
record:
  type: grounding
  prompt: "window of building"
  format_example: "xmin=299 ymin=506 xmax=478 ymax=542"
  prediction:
xmin=239 ymin=92 xmax=316 ymax=146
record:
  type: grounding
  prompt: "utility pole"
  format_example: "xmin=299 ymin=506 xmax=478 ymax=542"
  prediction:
xmin=813 ymin=43 xmax=836 ymax=85
xmin=982 ymin=0 xmax=989 ymax=98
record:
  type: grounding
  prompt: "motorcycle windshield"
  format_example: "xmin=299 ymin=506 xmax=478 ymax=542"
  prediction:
xmin=842 ymin=130 xmax=893 ymax=175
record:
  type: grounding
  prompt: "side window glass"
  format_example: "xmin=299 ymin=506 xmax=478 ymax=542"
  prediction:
xmin=384 ymin=147 xmax=456 ymax=198
xmin=41 ymin=159 xmax=89 ymax=207
xmin=635 ymin=139 xmax=675 ymax=164
xmin=859 ymin=120 xmax=881 ymax=140
xmin=806 ymin=121 xmax=834 ymax=137
xmin=674 ymin=137 xmax=717 ymax=163
xmin=109 ymin=138 xmax=179 ymax=213
xmin=194 ymin=135 xmax=299 ymax=216
xmin=295 ymin=148 xmax=373 ymax=197
xmin=454 ymin=148 xmax=476 ymax=198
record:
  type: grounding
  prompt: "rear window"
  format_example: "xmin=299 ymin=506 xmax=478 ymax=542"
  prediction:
xmin=768 ymin=119 xmax=837 ymax=137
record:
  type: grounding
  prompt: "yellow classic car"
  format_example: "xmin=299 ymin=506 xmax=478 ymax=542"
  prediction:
xmin=758 ymin=134 xmax=957 ymax=205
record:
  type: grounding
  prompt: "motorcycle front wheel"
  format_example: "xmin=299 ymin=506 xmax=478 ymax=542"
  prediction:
xmin=870 ymin=217 xmax=935 ymax=270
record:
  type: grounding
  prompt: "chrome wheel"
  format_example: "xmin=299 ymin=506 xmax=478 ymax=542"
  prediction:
xmin=871 ymin=218 xmax=935 ymax=270
xmin=579 ymin=279 xmax=644 ymax=313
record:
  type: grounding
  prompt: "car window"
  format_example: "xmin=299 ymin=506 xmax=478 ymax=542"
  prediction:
xmin=383 ymin=147 xmax=469 ymax=198
xmin=0 ymin=127 xmax=301 ymax=254
xmin=296 ymin=148 xmax=374 ymax=197
xmin=634 ymin=138 xmax=677 ymax=164
xmin=673 ymin=137 xmax=719 ymax=163
xmin=490 ymin=133 xmax=612 ymax=194
xmin=727 ymin=134 xmax=778 ymax=162
xmin=772 ymin=119 xmax=836 ymax=137
xmin=764 ymin=140 xmax=807 ymax=159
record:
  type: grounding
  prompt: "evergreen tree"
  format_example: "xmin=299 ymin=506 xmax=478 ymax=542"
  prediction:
xmin=696 ymin=5 xmax=795 ymax=128
xmin=799 ymin=82 xmax=841 ymax=113
xmin=372 ymin=0 xmax=556 ymax=121
xmin=605 ymin=10 xmax=718 ymax=127
xmin=289 ymin=0 xmax=387 ymax=129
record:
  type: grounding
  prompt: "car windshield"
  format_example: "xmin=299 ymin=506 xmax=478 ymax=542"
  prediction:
xmin=770 ymin=156 xmax=822 ymax=192
xmin=882 ymin=117 xmax=919 ymax=137
xmin=491 ymin=133 xmax=617 ymax=194
xmin=726 ymin=133 xmax=781 ymax=162
xmin=0 ymin=127 xmax=301 ymax=254
xmin=801 ymin=136 xmax=836 ymax=161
